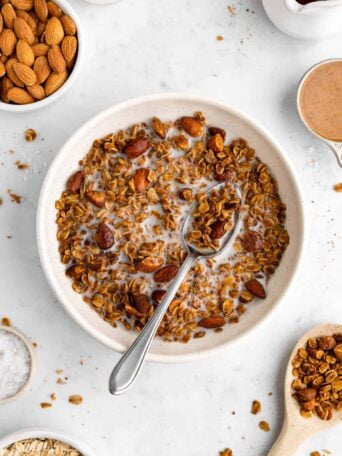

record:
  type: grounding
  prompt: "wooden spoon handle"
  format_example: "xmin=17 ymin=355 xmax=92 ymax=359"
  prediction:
xmin=268 ymin=419 xmax=308 ymax=456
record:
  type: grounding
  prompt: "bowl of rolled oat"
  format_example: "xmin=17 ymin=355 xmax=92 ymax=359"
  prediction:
xmin=0 ymin=428 xmax=95 ymax=456
xmin=37 ymin=93 xmax=306 ymax=362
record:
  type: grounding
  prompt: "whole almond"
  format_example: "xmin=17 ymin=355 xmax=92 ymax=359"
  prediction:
xmin=16 ymin=39 xmax=34 ymax=65
xmin=31 ymin=42 xmax=48 ymax=56
xmin=0 ymin=60 xmax=5 ymax=76
xmin=5 ymin=58 xmax=24 ymax=86
xmin=34 ymin=0 xmax=48 ymax=22
xmin=14 ymin=17 xmax=35 ymax=44
xmin=0 ymin=75 xmax=13 ymax=102
xmin=33 ymin=55 xmax=50 ymax=83
xmin=61 ymin=35 xmax=76 ymax=63
xmin=180 ymin=116 xmax=204 ymax=137
xmin=133 ymin=168 xmax=151 ymax=192
xmin=45 ymin=16 xmax=64 ymax=45
xmin=11 ymin=0 xmax=34 ymax=11
xmin=124 ymin=137 xmax=151 ymax=159
xmin=2 ymin=4 xmax=16 ymax=29
xmin=44 ymin=69 xmax=66 ymax=95
xmin=27 ymin=82 xmax=44 ymax=99
xmin=13 ymin=61 xmax=36 ymax=85
xmin=48 ymin=45 xmax=65 ymax=73
xmin=0 ymin=28 xmax=17 ymax=55
xmin=0 ymin=12 xmax=3 ymax=34
xmin=135 ymin=256 xmax=163 ymax=273
xmin=60 ymin=14 xmax=76 ymax=35
xmin=154 ymin=263 xmax=179 ymax=283
xmin=86 ymin=190 xmax=105 ymax=208
xmin=7 ymin=86 xmax=34 ymax=103
xmin=245 ymin=279 xmax=266 ymax=299
xmin=95 ymin=222 xmax=114 ymax=250
xmin=198 ymin=316 xmax=226 ymax=329
xmin=46 ymin=1 xmax=62 ymax=18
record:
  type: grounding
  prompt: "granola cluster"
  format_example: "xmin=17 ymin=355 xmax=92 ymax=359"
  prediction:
xmin=55 ymin=113 xmax=289 ymax=342
xmin=292 ymin=334 xmax=342 ymax=420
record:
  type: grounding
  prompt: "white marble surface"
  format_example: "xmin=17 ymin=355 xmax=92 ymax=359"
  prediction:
xmin=0 ymin=0 xmax=341 ymax=455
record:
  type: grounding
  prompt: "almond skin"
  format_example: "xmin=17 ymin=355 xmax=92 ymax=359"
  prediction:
xmin=61 ymin=35 xmax=77 ymax=63
xmin=0 ymin=61 xmax=5 ymax=77
xmin=67 ymin=170 xmax=83 ymax=193
xmin=0 ymin=28 xmax=17 ymax=56
xmin=95 ymin=222 xmax=114 ymax=250
xmin=13 ymin=61 xmax=37 ymax=85
xmin=16 ymin=10 xmax=37 ymax=33
xmin=44 ymin=69 xmax=67 ymax=96
xmin=11 ymin=0 xmax=34 ymax=11
xmin=198 ymin=316 xmax=226 ymax=329
xmin=124 ymin=137 xmax=151 ymax=159
xmin=60 ymin=15 xmax=76 ymax=36
xmin=154 ymin=263 xmax=179 ymax=283
xmin=133 ymin=168 xmax=151 ymax=192
xmin=0 ymin=12 xmax=3 ymax=34
xmin=0 ymin=75 xmax=13 ymax=102
xmin=33 ymin=55 xmax=51 ymax=83
xmin=135 ymin=256 xmax=163 ymax=273
xmin=14 ymin=17 xmax=35 ymax=45
xmin=46 ymin=1 xmax=63 ymax=18
xmin=5 ymin=58 xmax=25 ymax=87
xmin=180 ymin=116 xmax=204 ymax=137
xmin=245 ymin=279 xmax=266 ymax=299
xmin=31 ymin=42 xmax=49 ymax=57
xmin=2 ymin=4 xmax=16 ymax=29
xmin=34 ymin=0 xmax=48 ymax=22
xmin=86 ymin=190 xmax=105 ymax=208
xmin=45 ymin=16 xmax=64 ymax=45
xmin=7 ymin=86 xmax=34 ymax=104
xmin=16 ymin=39 xmax=35 ymax=66
xmin=47 ymin=45 xmax=66 ymax=73
xmin=27 ymin=83 xmax=45 ymax=99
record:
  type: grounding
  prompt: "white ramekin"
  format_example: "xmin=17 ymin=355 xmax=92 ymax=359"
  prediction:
xmin=0 ymin=0 xmax=84 ymax=112
xmin=0 ymin=429 xmax=95 ymax=456
xmin=0 ymin=326 xmax=35 ymax=406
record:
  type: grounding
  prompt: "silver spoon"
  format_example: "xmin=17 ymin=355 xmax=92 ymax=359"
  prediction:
xmin=109 ymin=182 xmax=244 ymax=395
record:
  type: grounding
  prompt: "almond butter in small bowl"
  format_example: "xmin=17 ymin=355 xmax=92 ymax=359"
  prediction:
xmin=0 ymin=0 xmax=83 ymax=111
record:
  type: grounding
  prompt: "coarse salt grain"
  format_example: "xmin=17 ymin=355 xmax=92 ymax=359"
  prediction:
xmin=0 ymin=329 xmax=31 ymax=400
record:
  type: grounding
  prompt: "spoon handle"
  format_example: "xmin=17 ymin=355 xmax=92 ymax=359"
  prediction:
xmin=327 ymin=140 xmax=342 ymax=167
xmin=268 ymin=418 xmax=308 ymax=456
xmin=109 ymin=253 xmax=196 ymax=395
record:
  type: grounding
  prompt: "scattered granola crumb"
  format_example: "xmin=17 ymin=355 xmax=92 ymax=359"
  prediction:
xmin=68 ymin=394 xmax=83 ymax=405
xmin=227 ymin=5 xmax=236 ymax=16
xmin=80 ymin=360 xmax=84 ymax=365
xmin=310 ymin=452 xmax=321 ymax=456
xmin=219 ymin=449 xmax=233 ymax=456
xmin=56 ymin=369 xmax=64 ymax=374
xmin=268 ymin=392 xmax=273 ymax=396
xmin=40 ymin=402 xmax=52 ymax=409
xmin=259 ymin=421 xmax=270 ymax=432
xmin=50 ymin=393 xmax=56 ymax=401
xmin=25 ymin=128 xmax=37 ymax=142
xmin=15 ymin=160 xmax=29 ymax=170
xmin=323 ymin=451 xmax=332 ymax=455
xmin=1 ymin=317 xmax=11 ymax=327
xmin=333 ymin=183 xmax=342 ymax=192
xmin=56 ymin=378 xmax=66 ymax=385
xmin=216 ymin=35 xmax=224 ymax=41
xmin=7 ymin=190 xmax=22 ymax=204
xmin=32 ymin=342 xmax=38 ymax=348
xmin=251 ymin=400 xmax=261 ymax=415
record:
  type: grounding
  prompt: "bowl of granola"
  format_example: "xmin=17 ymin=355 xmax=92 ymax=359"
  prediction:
xmin=37 ymin=93 xmax=305 ymax=362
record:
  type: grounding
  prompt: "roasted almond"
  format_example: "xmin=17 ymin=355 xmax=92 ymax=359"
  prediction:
xmin=198 ymin=316 xmax=226 ymax=329
xmin=0 ymin=60 xmax=5 ymax=77
xmin=154 ymin=263 xmax=179 ymax=283
xmin=124 ymin=137 xmax=151 ymax=159
xmin=0 ymin=75 xmax=13 ymax=102
xmin=13 ymin=61 xmax=37 ymax=85
xmin=1 ymin=4 xmax=16 ymax=29
xmin=7 ymin=86 xmax=34 ymax=103
xmin=16 ymin=39 xmax=35 ymax=66
xmin=44 ymin=69 xmax=67 ymax=95
xmin=46 ymin=1 xmax=62 ymax=18
xmin=27 ymin=82 xmax=44 ymax=99
xmin=45 ymin=16 xmax=64 ymax=45
xmin=11 ymin=0 xmax=34 ymax=11
xmin=5 ymin=58 xmax=24 ymax=86
xmin=14 ymin=17 xmax=35 ymax=44
xmin=207 ymin=133 xmax=224 ymax=154
xmin=133 ymin=168 xmax=151 ymax=192
xmin=67 ymin=170 xmax=83 ymax=193
xmin=34 ymin=0 xmax=48 ymax=22
xmin=33 ymin=55 xmax=50 ymax=83
xmin=245 ymin=279 xmax=266 ymax=299
xmin=61 ymin=35 xmax=76 ymax=63
xmin=60 ymin=14 xmax=76 ymax=35
xmin=0 ymin=12 xmax=3 ymax=35
xmin=47 ymin=45 xmax=65 ymax=73
xmin=180 ymin=116 xmax=203 ymax=137
xmin=16 ymin=10 xmax=37 ymax=33
xmin=31 ymin=42 xmax=49 ymax=56
xmin=86 ymin=190 xmax=105 ymax=208
xmin=95 ymin=222 xmax=114 ymax=250
xmin=0 ymin=28 xmax=17 ymax=55
xmin=36 ymin=20 xmax=46 ymax=37
xmin=135 ymin=256 xmax=163 ymax=273
xmin=151 ymin=116 xmax=168 ymax=139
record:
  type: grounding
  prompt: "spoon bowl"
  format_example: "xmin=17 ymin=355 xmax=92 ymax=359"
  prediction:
xmin=268 ymin=324 xmax=342 ymax=455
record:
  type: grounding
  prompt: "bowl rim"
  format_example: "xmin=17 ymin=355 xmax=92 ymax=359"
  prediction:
xmin=0 ymin=325 xmax=35 ymax=405
xmin=0 ymin=0 xmax=84 ymax=113
xmin=0 ymin=428 xmax=95 ymax=455
xmin=36 ymin=92 xmax=307 ymax=363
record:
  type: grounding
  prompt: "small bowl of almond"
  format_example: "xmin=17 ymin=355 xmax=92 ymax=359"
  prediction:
xmin=0 ymin=0 xmax=83 ymax=111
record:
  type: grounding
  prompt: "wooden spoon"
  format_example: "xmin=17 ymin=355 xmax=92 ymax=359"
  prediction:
xmin=268 ymin=324 xmax=342 ymax=455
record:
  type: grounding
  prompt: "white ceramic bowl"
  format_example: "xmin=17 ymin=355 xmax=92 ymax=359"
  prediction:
xmin=0 ymin=428 xmax=95 ymax=455
xmin=0 ymin=326 xmax=35 ymax=405
xmin=37 ymin=93 xmax=306 ymax=362
xmin=0 ymin=0 xmax=84 ymax=112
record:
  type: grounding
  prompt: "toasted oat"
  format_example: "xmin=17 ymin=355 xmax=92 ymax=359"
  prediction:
xmin=2 ymin=438 xmax=81 ymax=455
xmin=7 ymin=190 xmax=22 ymax=204
xmin=251 ymin=400 xmax=261 ymax=415
xmin=24 ymin=129 xmax=37 ymax=142
xmin=68 ymin=394 xmax=83 ymax=405
xmin=1 ymin=317 xmax=11 ymax=327
xmin=56 ymin=369 xmax=64 ymax=374
xmin=333 ymin=183 xmax=342 ymax=192
xmin=216 ymin=35 xmax=224 ymax=41
xmin=219 ymin=449 xmax=233 ymax=456
xmin=259 ymin=421 xmax=270 ymax=432
xmin=15 ymin=160 xmax=29 ymax=170
xmin=50 ymin=393 xmax=56 ymax=401
xmin=40 ymin=402 xmax=52 ymax=409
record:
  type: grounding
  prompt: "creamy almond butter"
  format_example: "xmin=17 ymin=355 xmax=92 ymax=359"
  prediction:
xmin=299 ymin=61 xmax=342 ymax=142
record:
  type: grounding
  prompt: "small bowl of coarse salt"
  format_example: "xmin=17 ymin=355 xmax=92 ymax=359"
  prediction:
xmin=0 ymin=326 xmax=35 ymax=405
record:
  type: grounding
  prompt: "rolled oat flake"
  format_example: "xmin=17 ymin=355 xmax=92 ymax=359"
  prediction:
xmin=0 ymin=329 xmax=31 ymax=400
